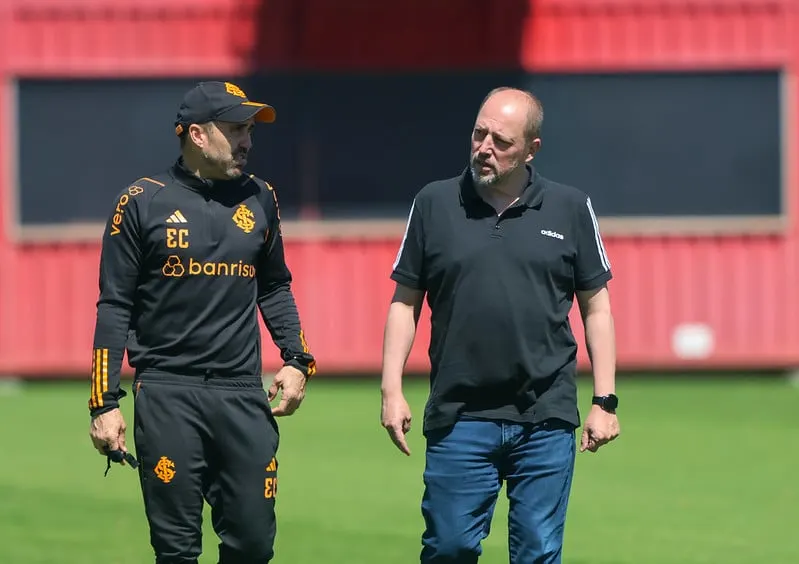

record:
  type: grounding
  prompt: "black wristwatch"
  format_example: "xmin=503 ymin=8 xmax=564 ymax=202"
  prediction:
xmin=592 ymin=394 xmax=618 ymax=413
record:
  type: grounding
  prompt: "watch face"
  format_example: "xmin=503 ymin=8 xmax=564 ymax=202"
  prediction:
xmin=594 ymin=394 xmax=618 ymax=411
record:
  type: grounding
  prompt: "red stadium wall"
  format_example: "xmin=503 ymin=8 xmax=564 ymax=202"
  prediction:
xmin=1 ymin=0 xmax=798 ymax=377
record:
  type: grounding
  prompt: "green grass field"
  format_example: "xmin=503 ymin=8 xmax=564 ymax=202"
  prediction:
xmin=1 ymin=374 xmax=797 ymax=564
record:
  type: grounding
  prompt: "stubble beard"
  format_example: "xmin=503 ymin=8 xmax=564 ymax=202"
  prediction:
xmin=470 ymin=156 xmax=522 ymax=190
xmin=203 ymin=150 xmax=242 ymax=180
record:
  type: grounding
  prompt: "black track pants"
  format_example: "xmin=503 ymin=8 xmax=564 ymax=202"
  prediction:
xmin=132 ymin=371 xmax=280 ymax=564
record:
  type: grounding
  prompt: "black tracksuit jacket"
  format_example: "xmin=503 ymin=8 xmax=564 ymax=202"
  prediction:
xmin=88 ymin=158 xmax=316 ymax=416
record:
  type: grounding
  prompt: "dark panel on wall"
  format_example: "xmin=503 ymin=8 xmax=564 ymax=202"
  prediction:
xmin=15 ymin=77 xmax=303 ymax=225
xmin=15 ymin=70 xmax=781 ymax=227
xmin=526 ymin=71 xmax=782 ymax=218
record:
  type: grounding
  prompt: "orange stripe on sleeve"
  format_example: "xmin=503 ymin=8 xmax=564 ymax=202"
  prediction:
xmin=99 ymin=349 xmax=108 ymax=407
xmin=89 ymin=350 xmax=97 ymax=409
xmin=91 ymin=348 xmax=102 ymax=409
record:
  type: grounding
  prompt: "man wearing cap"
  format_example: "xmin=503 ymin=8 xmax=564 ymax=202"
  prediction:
xmin=87 ymin=81 xmax=317 ymax=563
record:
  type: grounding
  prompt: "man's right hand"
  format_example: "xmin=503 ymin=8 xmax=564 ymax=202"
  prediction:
xmin=381 ymin=392 xmax=413 ymax=456
xmin=90 ymin=408 xmax=128 ymax=457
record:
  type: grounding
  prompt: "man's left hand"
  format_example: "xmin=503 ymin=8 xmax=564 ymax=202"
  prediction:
xmin=268 ymin=365 xmax=307 ymax=417
xmin=580 ymin=405 xmax=620 ymax=453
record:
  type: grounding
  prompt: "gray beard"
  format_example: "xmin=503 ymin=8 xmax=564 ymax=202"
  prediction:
xmin=470 ymin=158 xmax=521 ymax=189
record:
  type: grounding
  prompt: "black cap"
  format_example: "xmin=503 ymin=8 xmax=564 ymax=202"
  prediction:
xmin=174 ymin=81 xmax=276 ymax=136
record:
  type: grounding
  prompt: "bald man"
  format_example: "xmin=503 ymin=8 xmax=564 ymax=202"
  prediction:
xmin=381 ymin=87 xmax=620 ymax=563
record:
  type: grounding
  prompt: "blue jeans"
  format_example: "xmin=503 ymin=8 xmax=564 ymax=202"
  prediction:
xmin=420 ymin=417 xmax=576 ymax=564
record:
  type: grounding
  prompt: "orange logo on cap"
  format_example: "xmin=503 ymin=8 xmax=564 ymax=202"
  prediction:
xmin=225 ymin=82 xmax=247 ymax=98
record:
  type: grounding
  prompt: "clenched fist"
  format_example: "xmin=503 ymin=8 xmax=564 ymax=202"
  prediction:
xmin=580 ymin=405 xmax=620 ymax=453
xmin=90 ymin=408 xmax=128 ymax=456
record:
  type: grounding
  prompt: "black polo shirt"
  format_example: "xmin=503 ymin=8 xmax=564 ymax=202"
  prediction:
xmin=391 ymin=164 xmax=612 ymax=435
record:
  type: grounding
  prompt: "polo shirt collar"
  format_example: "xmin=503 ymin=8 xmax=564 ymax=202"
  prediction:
xmin=459 ymin=163 xmax=545 ymax=209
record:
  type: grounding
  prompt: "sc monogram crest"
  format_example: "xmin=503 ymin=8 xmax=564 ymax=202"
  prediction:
xmin=154 ymin=456 xmax=176 ymax=484
xmin=232 ymin=204 xmax=256 ymax=234
xmin=225 ymin=82 xmax=247 ymax=98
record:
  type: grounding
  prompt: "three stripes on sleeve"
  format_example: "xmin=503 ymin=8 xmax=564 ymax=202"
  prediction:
xmin=88 ymin=348 xmax=109 ymax=410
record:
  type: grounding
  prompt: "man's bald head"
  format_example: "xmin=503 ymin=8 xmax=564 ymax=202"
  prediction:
xmin=469 ymin=87 xmax=543 ymax=191
xmin=478 ymin=87 xmax=544 ymax=143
